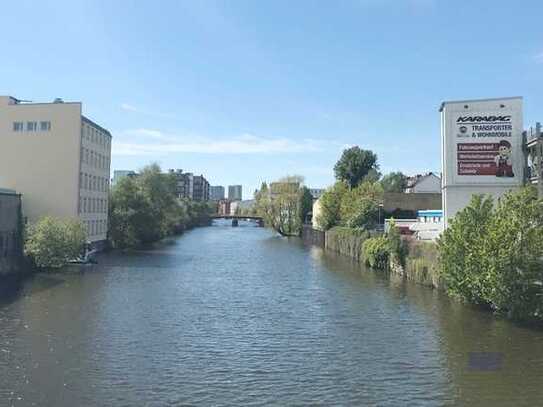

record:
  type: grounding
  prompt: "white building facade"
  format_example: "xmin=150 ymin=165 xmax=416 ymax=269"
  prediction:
xmin=0 ymin=96 xmax=111 ymax=245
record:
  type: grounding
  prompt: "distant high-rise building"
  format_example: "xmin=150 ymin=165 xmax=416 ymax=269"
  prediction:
xmin=210 ymin=186 xmax=225 ymax=201
xmin=228 ymin=185 xmax=242 ymax=201
xmin=0 ymin=96 xmax=111 ymax=246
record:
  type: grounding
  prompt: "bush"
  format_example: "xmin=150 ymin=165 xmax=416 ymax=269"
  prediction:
xmin=340 ymin=181 xmax=383 ymax=229
xmin=25 ymin=216 xmax=86 ymax=269
xmin=438 ymin=187 xmax=543 ymax=321
xmin=362 ymin=236 xmax=390 ymax=270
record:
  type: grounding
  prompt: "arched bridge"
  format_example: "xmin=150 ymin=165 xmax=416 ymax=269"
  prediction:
xmin=211 ymin=215 xmax=264 ymax=227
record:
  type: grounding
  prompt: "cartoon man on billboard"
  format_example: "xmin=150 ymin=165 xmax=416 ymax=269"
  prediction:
xmin=495 ymin=140 xmax=514 ymax=177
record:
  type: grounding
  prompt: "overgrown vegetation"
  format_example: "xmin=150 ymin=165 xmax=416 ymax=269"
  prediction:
xmin=109 ymin=163 xmax=214 ymax=249
xmin=438 ymin=187 xmax=543 ymax=321
xmin=316 ymin=180 xmax=383 ymax=231
xmin=25 ymin=216 xmax=86 ymax=269
xmin=362 ymin=236 xmax=390 ymax=269
xmin=254 ymin=175 xmax=310 ymax=236
xmin=325 ymin=226 xmax=370 ymax=261
xmin=362 ymin=221 xmax=408 ymax=270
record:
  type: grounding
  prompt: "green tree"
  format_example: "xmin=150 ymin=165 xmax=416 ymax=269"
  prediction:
xmin=255 ymin=176 xmax=306 ymax=236
xmin=380 ymin=172 xmax=408 ymax=192
xmin=438 ymin=187 xmax=543 ymax=321
xmin=299 ymin=186 xmax=314 ymax=225
xmin=25 ymin=216 xmax=86 ymax=269
xmin=315 ymin=182 xmax=348 ymax=230
xmin=339 ymin=181 xmax=383 ymax=229
xmin=334 ymin=146 xmax=379 ymax=188
xmin=109 ymin=163 xmax=209 ymax=248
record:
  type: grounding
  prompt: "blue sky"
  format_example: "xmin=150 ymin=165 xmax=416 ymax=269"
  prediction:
xmin=2 ymin=0 xmax=542 ymax=198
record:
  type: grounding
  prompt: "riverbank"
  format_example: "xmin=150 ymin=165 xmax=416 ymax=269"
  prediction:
xmin=303 ymin=225 xmax=443 ymax=289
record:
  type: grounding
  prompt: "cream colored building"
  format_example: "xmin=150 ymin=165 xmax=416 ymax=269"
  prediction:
xmin=0 ymin=96 xmax=111 ymax=245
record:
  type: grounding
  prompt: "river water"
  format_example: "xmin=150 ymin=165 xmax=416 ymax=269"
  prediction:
xmin=1 ymin=221 xmax=543 ymax=406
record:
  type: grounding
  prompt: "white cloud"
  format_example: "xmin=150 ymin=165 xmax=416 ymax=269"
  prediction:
xmin=112 ymin=129 xmax=336 ymax=156
xmin=535 ymin=52 xmax=543 ymax=63
xmin=120 ymin=103 xmax=175 ymax=119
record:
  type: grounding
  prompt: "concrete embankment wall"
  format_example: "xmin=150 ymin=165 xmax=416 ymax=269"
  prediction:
xmin=392 ymin=240 xmax=444 ymax=290
xmin=301 ymin=224 xmax=325 ymax=248
xmin=0 ymin=192 xmax=24 ymax=279
xmin=383 ymin=192 xmax=442 ymax=213
xmin=303 ymin=225 xmax=444 ymax=290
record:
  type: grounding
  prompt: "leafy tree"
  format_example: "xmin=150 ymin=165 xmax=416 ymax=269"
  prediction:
xmin=334 ymin=146 xmax=379 ymax=188
xmin=339 ymin=181 xmax=383 ymax=229
xmin=255 ymin=176 xmax=306 ymax=236
xmin=299 ymin=186 xmax=314 ymax=225
xmin=315 ymin=182 xmax=348 ymax=230
xmin=25 ymin=217 xmax=86 ymax=269
xmin=438 ymin=187 xmax=543 ymax=321
xmin=109 ymin=163 xmax=211 ymax=248
xmin=380 ymin=172 xmax=408 ymax=193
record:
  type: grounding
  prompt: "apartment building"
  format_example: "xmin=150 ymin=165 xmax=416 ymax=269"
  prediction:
xmin=169 ymin=169 xmax=210 ymax=201
xmin=0 ymin=96 xmax=111 ymax=246
xmin=193 ymin=175 xmax=210 ymax=201
xmin=210 ymin=185 xmax=225 ymax=201
xmin=228 ymin=185 xmax=242 ymax=201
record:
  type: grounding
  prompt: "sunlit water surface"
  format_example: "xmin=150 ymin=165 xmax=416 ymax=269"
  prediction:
xmin=1 ymin=221 xmax=543 ymax=406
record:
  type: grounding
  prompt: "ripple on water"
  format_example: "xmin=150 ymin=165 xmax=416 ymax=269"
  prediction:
xmin=1 ymin=224 xmax=543 ymax=406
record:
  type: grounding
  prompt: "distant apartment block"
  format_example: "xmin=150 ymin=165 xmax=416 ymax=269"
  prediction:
xmin=228 ymin=185 xmax=242 ymax=201
xmin=169 ymin=169 xmax=210 ymax=201
xmin=193 ymin=175 xmax=210 ymax=201
xmin=210 ymin=186 xmax=225 ymax=201
xmin=217 ymin=199 xmax=231 ymax=216
xmin=0 ymin=96 xmax=111 ymax=245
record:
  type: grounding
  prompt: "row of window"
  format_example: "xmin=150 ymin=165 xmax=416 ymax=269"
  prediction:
xmin=83 ymin=125 xmax=110 ymax=149
xmin=80 ymin=196 xmax=108 ymax=214
xmin=80 ymin=172 xmax=109 ymax=192
xmin=81 ymin=148 xmax=109 ymax=170
xmin=83 ymin=219 xmax=107 ymax=237
xmin=13 ymin=121 xmax=51 ymax=132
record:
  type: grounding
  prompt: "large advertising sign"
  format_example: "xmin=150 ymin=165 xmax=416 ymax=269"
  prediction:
xmin=442 ymin=98 xmax=523 ymax=186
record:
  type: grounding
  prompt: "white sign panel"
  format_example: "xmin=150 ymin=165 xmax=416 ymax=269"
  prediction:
xmin=442 ymin=98 xmax=523 ymax=186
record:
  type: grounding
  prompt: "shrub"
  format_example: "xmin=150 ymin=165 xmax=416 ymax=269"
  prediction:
xmin=25 ymin=216 xmax=86 ymax=269
xmin=438 ymin=187 xmax=543 ymax=321
xmin=362 ymin=236 xmax=390 ymax=270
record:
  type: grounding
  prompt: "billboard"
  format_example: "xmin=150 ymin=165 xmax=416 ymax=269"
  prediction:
xmin=442 ymin=98 xmax=523 ymax=186
xmin=441 ymin=97 xmax=523 ymax=226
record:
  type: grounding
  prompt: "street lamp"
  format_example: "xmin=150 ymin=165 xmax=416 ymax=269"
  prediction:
xmin=378 ymin=203 xmax=384 ymax=231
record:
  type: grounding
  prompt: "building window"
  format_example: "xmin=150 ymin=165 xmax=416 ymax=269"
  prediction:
xmin=13 ymin=122 xmax=24 ymax=132
xmin=40 ymin=121 xmax=51 ymax=131
xmin=26 ymin=121 xmax=37 ymax=131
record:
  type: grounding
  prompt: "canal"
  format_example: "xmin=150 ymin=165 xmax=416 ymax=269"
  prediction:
xmin=1 ymin=221 xmax=543 ymax=406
